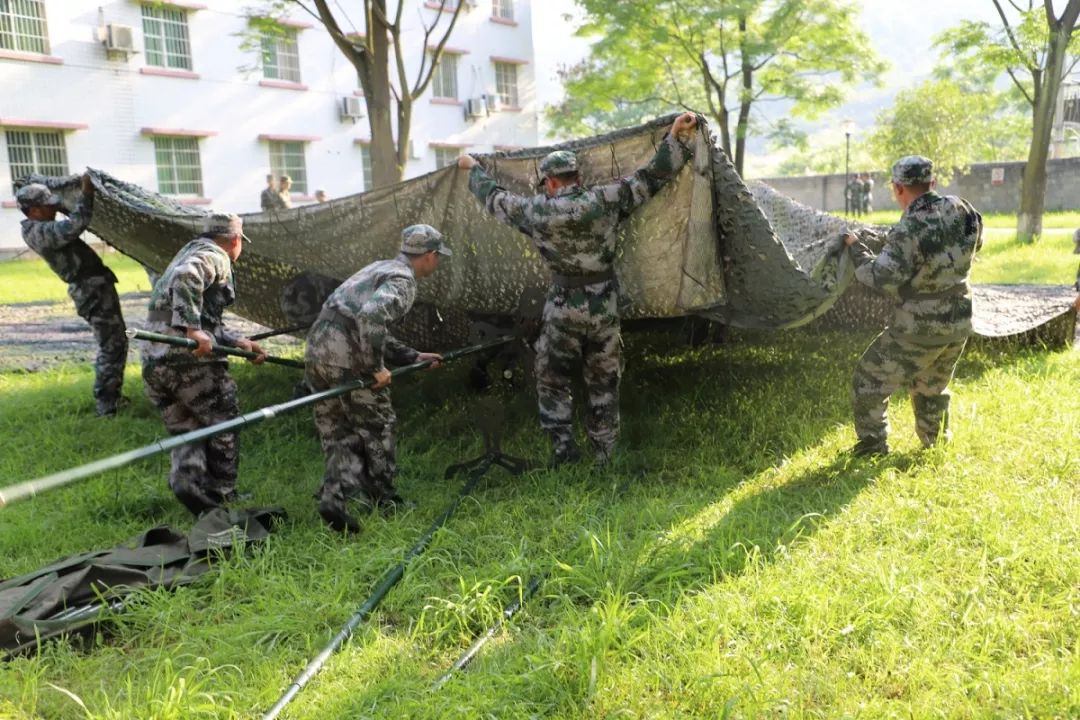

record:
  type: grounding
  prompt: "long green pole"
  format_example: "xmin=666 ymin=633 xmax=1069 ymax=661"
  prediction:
xmin=262 ymin=471 xmax=482 ymax=720
xmin=127 ymin=329 xmax=306 ymax=369
xmin=0 ymin=336 xmax=511 ymax=508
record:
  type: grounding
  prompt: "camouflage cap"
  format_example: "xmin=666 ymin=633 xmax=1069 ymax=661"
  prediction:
xmin=15 ymin=183 xmax=61 ymax=209
xmin=891 ymin=155 xmax=933 ymax=185
xmin=539 ymin=150 xmax=578 ymax=179
xmin=279 ymin=174 xmax=292 ymax=182
xmin=203 ymin=213 xmax=251 ymax=242
xmin=401 ymin=223 xmax=452 ymax=256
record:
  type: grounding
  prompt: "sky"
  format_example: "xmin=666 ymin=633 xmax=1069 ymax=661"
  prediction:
xmin=532 ymin=0 xmax=1021 ymax=174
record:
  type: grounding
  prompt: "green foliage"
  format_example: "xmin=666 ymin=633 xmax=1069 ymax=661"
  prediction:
xmin=549 ymin=0 xmax=887 ymax=172
xmin=866 ymin=79 xmax=1029 ymax=186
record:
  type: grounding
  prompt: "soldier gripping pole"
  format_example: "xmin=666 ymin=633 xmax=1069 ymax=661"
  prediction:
xmin=0 ymin=336 xmax=512 ymax=508
xmin=127 ymin=329 xmax=306 ymax=369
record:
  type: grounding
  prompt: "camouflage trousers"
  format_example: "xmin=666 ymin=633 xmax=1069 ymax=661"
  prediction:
xmin=853 ymin=329 xmax=967 ymax=448
xmin=142 ymin=361 xmax=240 ymax=503
xmin=535 ymin=298 xmax=622 ymax=457
xmin=70 ymin=278 xmax=127 ymax=409
xmin=306 ymin=362 xmax=397 ymax=508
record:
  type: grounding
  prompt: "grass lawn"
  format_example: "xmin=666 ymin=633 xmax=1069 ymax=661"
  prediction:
xmin=0 ymin=252 xmax=153 ymax=305
xmin=0 ymin=217 xmax=1077 ymax=718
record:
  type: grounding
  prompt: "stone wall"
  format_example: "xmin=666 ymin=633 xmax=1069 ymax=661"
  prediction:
xmin=758 ymin=157 xmax=1080 ymax=215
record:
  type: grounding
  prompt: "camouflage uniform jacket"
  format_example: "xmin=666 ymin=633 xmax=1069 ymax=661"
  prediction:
xmin=467 ymin=133 xmax=693 ymax=282
xmin=306 ymin=254 xmax=419 ymax=373
xmin=20 ymin=191 xmax=117 ymax=290
xmin=142 ymin=238 xmax=240 ymax=365
xmin=850 ymin=191 xmax=983 ymax=344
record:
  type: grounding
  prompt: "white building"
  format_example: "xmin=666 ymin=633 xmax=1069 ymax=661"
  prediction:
xmin=0 ymin=0 xmax=542 ymax=254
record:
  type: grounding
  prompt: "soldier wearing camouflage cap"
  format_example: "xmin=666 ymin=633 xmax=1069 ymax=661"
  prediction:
xmin=17 ymin=173 xmax=129 ymax=416
xmin=304 ymin=223 xmax=448 ymax=533
xmin=458 ymin=112 xmax=699 ymax=467
xmin=141 ymin=212 xmax=267 ymax=517
xmin=277 ymin=175 xmax=293 ymax=209
xmin=844 ymin=155 xmax=984 ymax=457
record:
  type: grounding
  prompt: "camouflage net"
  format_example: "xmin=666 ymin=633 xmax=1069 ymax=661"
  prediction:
xmin=33 ymin=114 xmax=1075 ymax=347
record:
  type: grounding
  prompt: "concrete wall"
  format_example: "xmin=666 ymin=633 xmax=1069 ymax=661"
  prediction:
xmin=0 ymin=0 xmax=539 ymax=252
xmin=758 ymin=157 xmax=1080 ymax=215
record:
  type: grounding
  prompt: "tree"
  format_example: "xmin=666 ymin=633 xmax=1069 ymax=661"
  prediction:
xmin=866 ymin=79 xmax=1029 ymax=186
xmin=547 ymin=0 xmax=887 ymax=176
xmin=248 ymin=1 xmax=464 ymax=188
xmin=935 ymin=0 xmax=1080 ymax=243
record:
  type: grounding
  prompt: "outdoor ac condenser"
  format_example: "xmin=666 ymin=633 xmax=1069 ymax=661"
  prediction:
xmin=105 ymin=24 xmax=136 ymax=54
xmin=465 ymin=98 xmax=486 ymax=120
xmin=340 ymin=96 xmax=365 ymax=121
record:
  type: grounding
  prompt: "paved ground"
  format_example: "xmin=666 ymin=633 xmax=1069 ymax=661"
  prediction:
xmin=0 ymin=292 xmax=302 ymax=372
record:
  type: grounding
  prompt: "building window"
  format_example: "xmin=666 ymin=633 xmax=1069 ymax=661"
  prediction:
xmin=358 ymin=144 xmax=372 ymax=191
xmin=261 ymin=28 xmax=301 ymax=83
xmin=492 ymin=0 xmax=514 ymax=20
xmin=0 ymin=0 xmax=50 ymax=54
xmin=494 ymin=61 xmax=519 ymax=107
xmin=5 ymin=129 xmax=66 ymax=194
xmin=430 ymin=52 xmax=458 ymax=100
xmin=268 ymin=140 xmax=307 ymax=194
xmin=153 ymin=136 xmax=203 ymax=195
xmin=141 ymin=4 xmax=192 ymax=70
xmin=433 ymin=147 xmax=458 ymax=169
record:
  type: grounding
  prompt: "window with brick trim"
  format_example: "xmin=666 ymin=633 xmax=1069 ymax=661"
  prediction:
xmin=494 ymin=61 xmax=519 ymax=107
xmin=261 ymin=27 xmax=301 ymax=83
xmin=358 ymin=144 xmax=372 ymax=191
xmin=5 ymin=129 xmax=67 ymax=195
xmin=268 ymin=140 xmax=308 ymax=194
xmin=492 ymin=0 xmax=514 ymax=20
xmin=152 ymin=136 xmax=203 ymax=196
xmin=430 ymin=51 xmax=458 ymax=100
xmin=0 ymin=0 xmax=50 ymax=54
xmin=141 ymin=4 xmax=192 ymax=70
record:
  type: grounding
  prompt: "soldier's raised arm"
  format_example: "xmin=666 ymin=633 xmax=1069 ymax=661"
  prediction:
xmin=459 ymin=154 xmax=534 ymax=236
xmin=593 ymin=112 xmax=697 ymax=221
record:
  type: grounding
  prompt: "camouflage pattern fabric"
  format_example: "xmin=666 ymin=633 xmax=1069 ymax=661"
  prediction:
xmin=848 ymin=189 xmax=983 ymax=449
xmin=142 ymin=362 xmax=240 ymax=507
xmin=468 ymin=133 xmax=692 ymax=459
xmin=141 ymin=238 xmax=240 ymax=366
xmin=853 ymin=331 xmax=966 ymax=448
xmin=140 ymin=238 xmax=243 ymax=514
xmin=304 ymin=255 xmax=420 ymax=511
xmin=20 ymin=190 xmax=127 ymax=413
xmin=72 ymin=277 xmax=128 ymax=413
xmin=849 ymin=191 xmax=983 ymax=343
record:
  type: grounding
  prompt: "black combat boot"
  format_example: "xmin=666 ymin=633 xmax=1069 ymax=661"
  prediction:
xmin=173 ymin=484 xmax=222 ymax=518
xmin=850 ymin=437 xmax=889 ymax=458
xmin=318 ymin=488 xmax=360 ymax=533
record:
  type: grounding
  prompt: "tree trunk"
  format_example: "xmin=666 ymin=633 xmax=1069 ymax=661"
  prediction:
xmin=1016 ymin=2 xmax=1080 ymax=243
xmin=734 ymin=14 xmax=751 ymax=176
xmin=367 ymin=1 xmax=404 ymax=188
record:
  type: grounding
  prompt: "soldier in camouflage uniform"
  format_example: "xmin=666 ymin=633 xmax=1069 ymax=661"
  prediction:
xmin=277 ymin=175 xmax=294 ymax=209
xmin=260 ymin=174 xmax=282 ymax=211
xmin=844 ymin=156 xmax=983 ymax=456
xmin=458 ymin=112 xmax=699 ymax=466
xmin=141 ymin=213 xmax=267 ymax=516
xmin=305 ymin=224 xmax=450 ymax=533
xmin=17 ymin=174 xmax=128 ymax=416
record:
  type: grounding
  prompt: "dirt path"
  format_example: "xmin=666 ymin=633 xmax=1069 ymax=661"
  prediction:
xmin=0 ymin=292 xmax=302 ymax=372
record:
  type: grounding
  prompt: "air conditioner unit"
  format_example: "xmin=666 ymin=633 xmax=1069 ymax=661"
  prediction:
xmin=105 ymin=24 xmax=136 ymax=54
xmin=465 ymin=98 xmax=485 ymax=120
xmin=340 ymin=95 xmax=365 ymax=121
xmin=483 ymin=93 xmax=501 ymax=113
xmin=408 ymin=140 xmax=423 ymax=160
